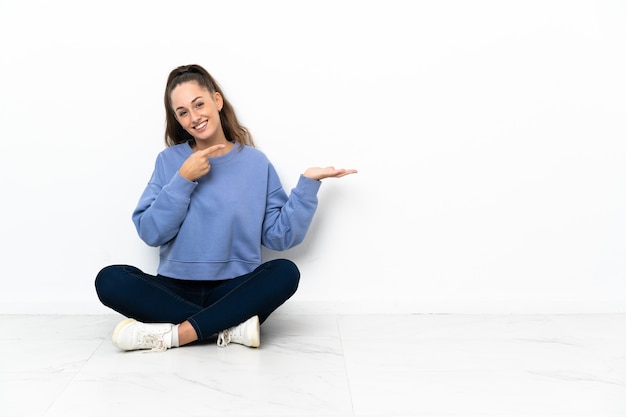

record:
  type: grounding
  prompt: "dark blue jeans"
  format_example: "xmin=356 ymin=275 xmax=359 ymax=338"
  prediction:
xmin=95 ymin=259 xmax=300 ymax=341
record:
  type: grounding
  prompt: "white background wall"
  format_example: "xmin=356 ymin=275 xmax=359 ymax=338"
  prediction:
xmin=1 ymin=0 xmax=625 ymax=314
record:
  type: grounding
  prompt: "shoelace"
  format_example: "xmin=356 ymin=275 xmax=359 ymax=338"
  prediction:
xmin=217 ymin=329 xmax=231 ymax=347
xmin=139 ymin=330 xmax=169 ymax=352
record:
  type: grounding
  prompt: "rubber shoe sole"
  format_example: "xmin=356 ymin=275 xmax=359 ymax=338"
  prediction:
xmin=112 ymin=318 xmax=137 ymax=349
xmin=247 ymin=315 xmax=261 ymax=347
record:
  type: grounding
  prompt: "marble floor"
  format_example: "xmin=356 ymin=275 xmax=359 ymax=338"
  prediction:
xmin=1 ymin=312 xmax=625 ymax=417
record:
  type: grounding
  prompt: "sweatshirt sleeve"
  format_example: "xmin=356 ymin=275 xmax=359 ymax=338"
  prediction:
xmin=132 ymin=158 xmax=198 ymax=247
xmin=261 ymin=170 xmax=321 ymax=251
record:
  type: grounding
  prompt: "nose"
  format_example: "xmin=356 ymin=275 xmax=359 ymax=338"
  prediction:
xmin=190 ymin=108 xmax=201 ymax=123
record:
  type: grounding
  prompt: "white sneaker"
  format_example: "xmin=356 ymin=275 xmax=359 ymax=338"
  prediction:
xmin=217 ymin=316 xmax=260 ymax=348
xmin=112 ymin=318 xmax=174 ymax=352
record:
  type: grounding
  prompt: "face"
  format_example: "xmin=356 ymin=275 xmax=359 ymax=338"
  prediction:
xmin=171 ymin=81 xmax=224 ymax=142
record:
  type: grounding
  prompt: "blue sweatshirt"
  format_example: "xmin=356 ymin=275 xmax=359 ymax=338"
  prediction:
xmin=132 ymin=141 xmax=320 ymax=280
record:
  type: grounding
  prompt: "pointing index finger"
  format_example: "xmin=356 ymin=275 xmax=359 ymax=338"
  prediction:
xmin=197 ymin=144 xmax=226 ymax=156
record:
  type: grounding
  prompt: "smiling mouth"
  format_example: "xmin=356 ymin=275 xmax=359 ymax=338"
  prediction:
xmin=194 ymin=121 xmax=208 ymax=130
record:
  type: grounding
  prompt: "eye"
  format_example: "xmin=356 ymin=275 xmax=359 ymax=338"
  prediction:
xmin=177 ymin=110 xmax=187 ymax=117
xmin=195 ymin=102 xmax=204 ymax=109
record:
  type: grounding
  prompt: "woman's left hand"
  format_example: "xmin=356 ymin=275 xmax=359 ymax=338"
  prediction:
xmin=303 ymin=167 xmax=358 ymax=181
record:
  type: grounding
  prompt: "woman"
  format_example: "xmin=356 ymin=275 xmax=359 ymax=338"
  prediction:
xmin=95 ymin=64 xmax=357 ymax=352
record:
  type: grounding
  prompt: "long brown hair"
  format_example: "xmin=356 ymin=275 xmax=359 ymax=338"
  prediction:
xmin=163 ymin=64 xmax=254 ymax=148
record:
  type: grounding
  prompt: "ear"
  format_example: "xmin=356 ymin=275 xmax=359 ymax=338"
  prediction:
xmin=214 ymin=92 xmax=223 ymax=111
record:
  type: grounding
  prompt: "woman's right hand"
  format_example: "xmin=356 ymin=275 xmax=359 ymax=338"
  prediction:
xmin=179 ymin=144 xmax=226 ymax=181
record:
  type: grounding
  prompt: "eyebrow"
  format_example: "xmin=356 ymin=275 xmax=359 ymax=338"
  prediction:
xmin=175 ymin=96 xmax=203 ymax=112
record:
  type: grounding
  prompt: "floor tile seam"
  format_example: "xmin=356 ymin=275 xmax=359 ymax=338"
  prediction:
xmin=39 ymin=334 xmax=109 ymax=417
xmin=336 ymin=314 xmax=357 ymax=417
